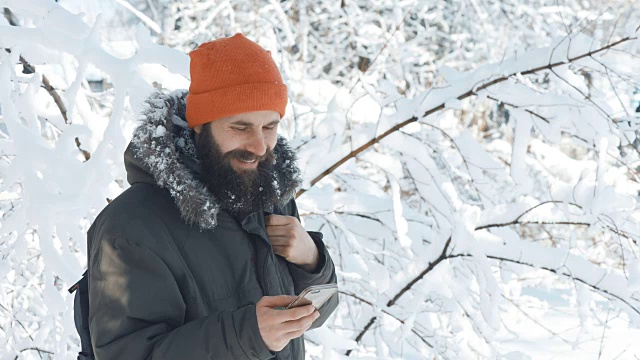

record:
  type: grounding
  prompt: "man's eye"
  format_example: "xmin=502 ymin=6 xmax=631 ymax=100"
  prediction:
xmin=264 ymin=126 xmax=276 ymax=131
xmin=233 ymin=127 xmax=249 ymax=132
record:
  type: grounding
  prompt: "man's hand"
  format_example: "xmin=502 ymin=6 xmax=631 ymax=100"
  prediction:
xmin=256 ymin=295 xmax=320 ymax=352
xmin=265 ymin=214 xmax=319 ymax=271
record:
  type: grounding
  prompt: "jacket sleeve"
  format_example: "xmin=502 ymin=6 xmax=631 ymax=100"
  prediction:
xmin=285 ymin=199 xmax=339 ymax=330
xmin=88 ymin=235 xmax=275 ymax=360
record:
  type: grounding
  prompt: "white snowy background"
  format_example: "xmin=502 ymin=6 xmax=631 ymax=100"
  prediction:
xmin=1 ymin=0 xmax=640 ymax=359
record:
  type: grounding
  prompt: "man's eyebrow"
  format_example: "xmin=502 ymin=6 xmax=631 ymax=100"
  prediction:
xmin=229 ymin=119 xmax=280 ymax=127
xmin=229 ymin=120 xmax=253 ymax=127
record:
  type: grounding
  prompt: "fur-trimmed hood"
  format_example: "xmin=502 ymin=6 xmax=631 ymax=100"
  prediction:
xmin=123 ymin=90 xmax=302 ymax=230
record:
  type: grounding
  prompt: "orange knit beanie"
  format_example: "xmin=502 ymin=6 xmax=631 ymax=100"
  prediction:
xmin=185 ymin=33 xmax=288 ymax=128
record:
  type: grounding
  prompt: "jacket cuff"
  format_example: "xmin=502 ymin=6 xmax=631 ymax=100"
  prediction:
xmin=232 ymin=304 xmax=275 ymax=360
xmin=288 ymin=231 xmax=333 ymax=289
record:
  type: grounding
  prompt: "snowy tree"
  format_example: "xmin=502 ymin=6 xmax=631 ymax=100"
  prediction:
xmin=1 ymin=0 xmax=640 ymax=358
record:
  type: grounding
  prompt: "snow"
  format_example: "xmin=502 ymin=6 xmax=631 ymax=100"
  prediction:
xmin=437 ymin=65 xmax=464 ymax=84
xmin=510 ymin=108 xmax=533 ymax=194
xmin=444 ymin=97 xmax=463 ymax=110
xmin=2 ymin=0 xmax=640 ymax=358
xmin=153 ymin=124 xmax=166 ymax=138
xmin=387 ymin=174 xmax=412 ymax=250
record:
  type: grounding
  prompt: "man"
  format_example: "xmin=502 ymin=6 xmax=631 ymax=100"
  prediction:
xmin=87 ymin=33 xmax=339 ymax=359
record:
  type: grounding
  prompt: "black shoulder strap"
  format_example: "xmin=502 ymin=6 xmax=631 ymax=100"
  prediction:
xmin=68 ymin=270 xmax=87 ymax=294
xmin=71 ymin=270 xmax=95 ymax=359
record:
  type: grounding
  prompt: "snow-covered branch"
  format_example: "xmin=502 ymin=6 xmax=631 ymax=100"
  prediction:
xmin=297 ymin=31 xmax=640 ymax=198
xmin=2 ymin=0 xmax=640 ymax=358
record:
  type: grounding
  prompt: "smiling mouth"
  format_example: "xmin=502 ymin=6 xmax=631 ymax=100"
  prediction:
xmin=235 ymin=158 xmax=259 ymax=167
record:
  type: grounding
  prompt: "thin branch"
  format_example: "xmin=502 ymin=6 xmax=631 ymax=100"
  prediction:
xmin=349 ymin=5 xmax=418 ymax=93
xmin=113 ymin=0 xmax=162 ymax=34
xmin=346 ymin=200 xmax=640 ymax=351
xmin=18 ymin=56 xmax=68 ymax=124
xmin=442 ymin=251 xmax=640 ymax=319
xmin=475 ymin=200 xmax=583 ymax=230
xmin=19 ymin=56 xmax=91 ymax=161
xmin=297 ymin=34 xmax=638 ymax=198
xmin=346 ymin=236 xmax=453 ymax=355
xmin=502 ymin=294 xmax=574 ymax=344
xmin=598 ymin=305 xmax=611 ymax=359
xmin=339 ymin=291 xmax=435 ymax=353
xmin=13 ymin=347 xmax=53 ymax=360
xmin=418 ymin=122 xmax=484 ymax=207
xmin=3 ymin=8 xmax=91 ymax=162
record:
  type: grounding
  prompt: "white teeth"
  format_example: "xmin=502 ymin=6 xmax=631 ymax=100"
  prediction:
xmin=240 ymin=159 xmax=256 ymax=163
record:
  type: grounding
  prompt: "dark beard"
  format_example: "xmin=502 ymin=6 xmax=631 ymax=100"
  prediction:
xmin=194 ymin=124 xmax=281 ymax=217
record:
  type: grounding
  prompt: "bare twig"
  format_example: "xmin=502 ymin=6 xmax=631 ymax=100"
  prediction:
xmin=346 ymin=200 xmax=640 ymax=352
xmin=346 ymin=236 xmax=452 ymax=355
xmin=502 ymin=294 xmax=573 ymax=344
xmin=348 ymin=6 xmax=418 ymax=93
xmin=18 ymin=56 xmax=68 ymax=124
xmin=475 ymin=200 xmax=583 ymax=230
xmin=13 ymin=347 xmax=53 ymax=360
xmin=598 ymin=305 xmax=611 ymax=359
xmin=297 ymin=34 xmax=639 ymax=198
xmin=449 ymin=253 xmax=640 ymax=316
xmin=339 ymin=290 xmax=435 ymax=351
xmin=113 ymin=0 xmax=162 ymax=34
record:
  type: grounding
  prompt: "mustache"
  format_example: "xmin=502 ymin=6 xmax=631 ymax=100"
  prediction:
xmin=224 ymin=148 xmax=273 ymax=163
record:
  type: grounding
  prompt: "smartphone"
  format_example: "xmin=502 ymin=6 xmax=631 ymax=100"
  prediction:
xmin=282 ymin=284 xmax=338 ymax=310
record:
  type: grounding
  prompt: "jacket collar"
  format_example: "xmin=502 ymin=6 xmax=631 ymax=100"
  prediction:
xmin=124 ymin=90 xmax=302 ymax=230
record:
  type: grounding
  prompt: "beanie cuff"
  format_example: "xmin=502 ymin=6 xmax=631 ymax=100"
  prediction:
xmin=185 ymin=83 xmax=288 ymax=128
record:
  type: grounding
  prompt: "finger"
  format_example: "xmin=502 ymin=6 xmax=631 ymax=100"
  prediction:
xmin=258 ymin=295 xmax=299 ymax=308
xmin=275 ymin=304 xmax=316 ymax=322
xmin=266 ymin=234 xmax=291 ymax=243
xmin=280 ymin=311 xmax=319 ymax=333
xmin=266 ymin=227 xmax=291 ymax=237
xmin=272 ymin=246 xmax=290 ymax=259
xmin=270 ymin=238 xmax=291 ymax=246
xmin=283 ymin=312 xmax=320 ymax=339
xmin=265 ymin=214 xmax=292 ymax=226
xmin=285 ymin=327 xmax=307 ymax=341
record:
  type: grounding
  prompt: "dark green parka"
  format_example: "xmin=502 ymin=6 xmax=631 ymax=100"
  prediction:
xmin=87 ymin=90 xmax=339 ymax=359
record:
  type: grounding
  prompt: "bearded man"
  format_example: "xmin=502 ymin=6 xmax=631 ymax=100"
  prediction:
xmin=86 ymin=33 xmax=339 ymax=359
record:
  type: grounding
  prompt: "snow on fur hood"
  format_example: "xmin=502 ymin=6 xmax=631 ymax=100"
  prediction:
xmin=123 ymin=90 xmax=303 ymax=230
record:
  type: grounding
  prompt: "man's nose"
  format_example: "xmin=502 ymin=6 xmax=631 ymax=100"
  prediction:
xmin=245 ymin=129 xmax=267 ymax=157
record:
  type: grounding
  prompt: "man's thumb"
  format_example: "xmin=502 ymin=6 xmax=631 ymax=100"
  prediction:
xmin=258 ymin=295 xmax=298 ymax=307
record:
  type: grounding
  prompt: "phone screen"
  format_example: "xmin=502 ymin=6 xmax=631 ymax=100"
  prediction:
xmin=285 ymin=284 xmax=338 ymax=310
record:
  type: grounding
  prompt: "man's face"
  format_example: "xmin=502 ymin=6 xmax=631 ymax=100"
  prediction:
xmin=194 ymin=110 xmax=280 ymax=173
xmin=193 ymin=110 xmax=282 ymax=215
